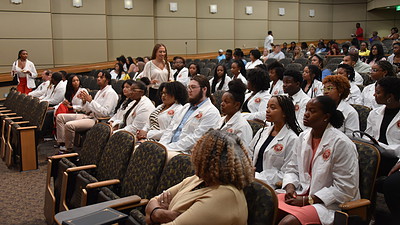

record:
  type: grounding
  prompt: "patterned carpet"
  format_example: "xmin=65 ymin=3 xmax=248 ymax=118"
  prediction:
xmin=0 ymin=141 xmax=57 ymax=225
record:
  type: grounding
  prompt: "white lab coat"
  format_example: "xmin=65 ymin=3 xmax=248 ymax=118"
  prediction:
xmin=109 ymin=99 xmax=135 ymax=129
xmin=11 ymin=59 xmax=37 ymax=89
xmin=304 ymin=80 xmax=323 ymax=98
xmin=269 ymin=79 xmax=284 ymax=95
xmin=115 ymin=96 xmax=155 ymax=134
xmin=218 ymin=111 xmax=253 ymax=149
xmin=242 ymin=90 xmax=271 ymax=121
xmin=82 ymin=85 xmax=119 ymax=118
xmin=159 ymin=98 xmax=221 ymax=153
xmin=361 ymin=83 xmax=382 ymax=109
xmin=40 ymin=81 xmax=67 ymax=106
xmin=249 ymin=125 xmax=299 ymax=189
xmin=209 ymin=75 xmax=232 ymax=92
xmin=245 ymin=59 xmax=263 ymax=70
xmin=345 ymin=82 xmax=362 ymax=105
xmin=232 ymin=73 xmax=247 ymax=86
xmin=337 ymin=100 xmax=360 ymax=136
xmin=365 ymin=106 xmax=400 ymax=158
xmin=354 ymin=71 xmax=364 ymax=86
xmin=282 ymin=125 xmax=360 ymax=225
xmin=172 ymin=67 xmax=190 ymax=86
xmin=29 ymin=80 xmax=50 ymax=98
xmin=54 ymin=87 xmax=88 ymax=112
xmin=143 ymin=103 xmax=184 ymax=141
xmin=291 ymin=89 xmax=311 ymax=131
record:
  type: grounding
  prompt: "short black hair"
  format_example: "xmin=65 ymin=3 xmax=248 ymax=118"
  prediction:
xmin=97 ymin=70 xmax=111 ymax=85
xmin=174 ymin=56 xmax=185 ymax=64
xmin=51 ymin=72 xmax=62 ymax=83
xmin=267 ymin=61 xmax=284 ymax=80
xmin=377 ymin=77 xmax=400 ymax=101
xmin=250 ymin=49 xmax=261 ymax=60
xmin=283 ymin=69 xmax=303 ymax=83
xmin=268 ymin=31 xmax=272 ymax=35
xmin=337 ymin=64 xmax=355 ymax=81
xmin=246 ymin=68 xmax=270 ymax=92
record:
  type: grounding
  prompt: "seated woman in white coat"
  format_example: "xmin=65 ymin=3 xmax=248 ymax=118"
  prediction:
xmin=279 ymin=96 xmax=359 ymax=225
xmin=336 ymin=64 xmax=362 ymax=105
xmin=267 ymin=61 xmax=285 ymax=95
xmin=209 ymin=64 xmax=231 ymax=93
xmin=108 ymin=80 xmax=134 ymax=131
xmin=249 ymin=95 xmax=302 ymax=189
xmin=230 ymin=60 xmax=247 ymax=86
xmin=242 ymin=67 xmax=271 ymax=121
xmin=365 ymin=77 xmax=400 ymax=222
xmin=245 ymin=49 xmax=263 ymax=70
xmin=361 ymin=61 xmax=396 ymax=109
xmin=218 ymin=79 xmax=252 ymax=148
xmin=301 ymin=65 xmax=323 ymax=98
xmin=322 ymin=75 xmax=360 ymax=136
xmin=113 ymin=80 xmax=155 ymax=134
xmin=137 ymin=81 xmax=188 ymax=141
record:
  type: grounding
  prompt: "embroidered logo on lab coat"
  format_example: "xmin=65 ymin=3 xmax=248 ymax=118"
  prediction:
xmin=178 ymin=75 xmax=182 ymax=78
xmin=226 ymin=128 xmax=234 ymax=133
xmin=168 ymin=110 xmax=175 ymax=116
xmin=294 ymin=104 xmax=300 ymax=111
xmin=195 ymin=112 xmax=203 ymax=119
xmin=397 ymin=120 xmax=400 ymax=128
xmin=254 ymin=97 xmax=261 ymax=103
xmin=273 ymin=90 xmax=278 ymax=95
xmin=273 ymin=144 xmax=284 ymax=152
xmin=313 ymin=87 xmax=318 ymax=93
xmin=132 ymin=111 xmax=136 ymax=117
xmin=322 ymin=149 xmax=331 ymax=161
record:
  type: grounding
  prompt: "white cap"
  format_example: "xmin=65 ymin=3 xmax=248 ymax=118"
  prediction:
xmin=218 ymin=49 xmax=223 ymax=53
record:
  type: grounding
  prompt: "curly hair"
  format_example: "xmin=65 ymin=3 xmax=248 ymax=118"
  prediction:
xmin=191 ymin=129 xmax=254 ymax=190
xmin=247 ymin=67 xmax=270 ymax=92
xmin=322 ymin=75 xmax=350 ymax=100
xmin=157 ymin=81 xmax=188 ymax=105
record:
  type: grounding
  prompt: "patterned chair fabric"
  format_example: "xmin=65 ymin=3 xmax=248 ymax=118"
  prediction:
xmin=118 ymin=141 xmax=167 ymax=199
xmin=279 ymin=58 xmax=292 ymax=67
xmin=293 ymin=58 xmax=308 ymax=67
xmin=129 ymin=209 xmax=147 ymax=225
xmin=95 ymin=130 xmax=136 ymax=182
xmin=351 ymin=139 xmax=381 ymax=200
xmin=285 ymin=63 xmax=303 ymax=72
xmin=212 ymin=90 xmax=225 ymax=114
xmin=247 ymin=120 xmax=265 ymax=137
xmin=156 ymin=154 xmax=195 ymax=194
xmin=264 ymin=58 xmax=277 ymax=66
xmin=244 ymin=179 xmax=278 ymax=225
xmin=350 ymin=104 xmax=371 ymax=132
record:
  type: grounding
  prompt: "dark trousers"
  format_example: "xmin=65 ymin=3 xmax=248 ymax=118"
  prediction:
xmin=383 ymin=171 xmax=400 ymax=223
xmin=41 ymin=110 xmax=54 ymax=138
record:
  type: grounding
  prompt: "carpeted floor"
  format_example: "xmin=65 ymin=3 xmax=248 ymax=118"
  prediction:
xmin=0 ymin=140 xmax=57 ymax=225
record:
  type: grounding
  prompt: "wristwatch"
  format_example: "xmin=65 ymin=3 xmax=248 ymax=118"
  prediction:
xmin=308 ymin=195 xmax=314 ymax=205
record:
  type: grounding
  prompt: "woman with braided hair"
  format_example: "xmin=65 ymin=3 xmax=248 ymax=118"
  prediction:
xmin=249 ymin=95 xmax=302 ymax=189
xmin=145 ymin=129 xmax=254 ymax=225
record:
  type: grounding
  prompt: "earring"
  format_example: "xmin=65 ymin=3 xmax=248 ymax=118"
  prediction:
xmin=387 ymin=98 xmax=392 ymax=104
xmin=324 ymin=119 xmax=327 ymax=122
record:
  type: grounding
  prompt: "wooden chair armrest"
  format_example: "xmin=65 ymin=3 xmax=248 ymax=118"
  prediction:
xmin=111 ymin=199 xmax=149 ymax=212
xmin=0 ymin=113 xmax=17 ymax=116
xmin=86 ymin=179 xmax=120 ymax=189
xmin=0 ymin=110 xmax=12 ymax=113
xmin=16 ymin=126 xmax=37 ymax=130
xmin=11 ymin=121 xmax=30 ymax=125
xmin=0 ymin=98 xmax=6 ymax=101
xmin=66 ymin=164 xmax=97 ymax=173
xmin=48 ymin=153 xmax=79 ymax=160
xmin=4 ymin=116 xmax=22 ymax=120
xmin=339 ymin=199 xmax=371 ymax=210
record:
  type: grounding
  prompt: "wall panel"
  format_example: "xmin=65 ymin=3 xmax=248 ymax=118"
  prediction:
xmin=197 ymin=19 xmax=234 ymax=40
xmin=0 ymin=12 xmax=52 ymax=39
xmin=53 ymin=40 xmax=107 ymax=65
xmin=52 ymin=14 xmax=106 ymax=39
xmin=107 ymin=16 xmax=154 ymax=39
xmin=155 ymin=18 xmax=197 ymax=40
xmin=107 ymin=40 xmax=155 ymax=60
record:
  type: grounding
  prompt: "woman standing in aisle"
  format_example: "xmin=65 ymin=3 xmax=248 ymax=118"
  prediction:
xmin=11 ymin=49 xmax=37 ymax=94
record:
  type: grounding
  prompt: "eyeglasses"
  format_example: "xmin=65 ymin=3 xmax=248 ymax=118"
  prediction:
xmin=322 ymin=86 xmax=336 ymax=92
xmin=131 ymin=88 xmax=143 ymax=92
xmin=187 ymin=85 xmax=201 ymax=90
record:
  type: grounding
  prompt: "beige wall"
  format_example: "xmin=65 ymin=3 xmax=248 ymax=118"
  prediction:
xmin=0 ymin=0 xmax=398 ymax=74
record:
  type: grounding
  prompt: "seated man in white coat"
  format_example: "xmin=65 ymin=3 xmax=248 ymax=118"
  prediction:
xmin=172 ymin=56 xmax=190 ymax=86
xmin=29 ymin=70 xmax=52 ymax=98
xmin=159 ymin=75 xmax=221 ymax=154
xmin=56 ymin=70 xmax=118 ymax=152
xmin=282 ymin=69 xmax=310 ymax=131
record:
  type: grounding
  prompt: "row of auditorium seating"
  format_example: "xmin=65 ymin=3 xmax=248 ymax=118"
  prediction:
xmin=45 ymin=122 xmax=279 ymax=225
xmin=0 ymin=89 xmax=48 ymax=171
